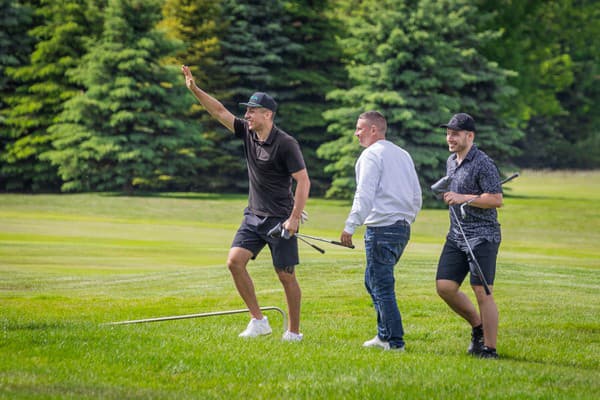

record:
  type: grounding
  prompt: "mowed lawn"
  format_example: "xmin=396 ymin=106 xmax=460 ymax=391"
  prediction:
xmin=0 ymin=170 xmax=598 ymax=399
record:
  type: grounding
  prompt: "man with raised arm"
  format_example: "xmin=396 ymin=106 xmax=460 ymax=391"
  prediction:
xmin=182 ymin=65 xmax=310 ymax=341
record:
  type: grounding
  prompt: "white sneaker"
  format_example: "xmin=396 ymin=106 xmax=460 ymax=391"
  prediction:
xmin=363 ymin=335 xmax=404 ymax=351
xmin=238 ymin=317 xmax=272 ymax=338
xmin=363 ymin=335 xmax=391 ymax=350
xmin=282 ymin=330 xmax=303 ymax=342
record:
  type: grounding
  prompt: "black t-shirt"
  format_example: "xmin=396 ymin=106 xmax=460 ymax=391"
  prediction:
xmin=234 ymin=118 xmax=306 ymax=217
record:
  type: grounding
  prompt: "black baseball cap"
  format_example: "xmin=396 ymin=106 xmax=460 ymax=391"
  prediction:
xmin=440 ymin=113 xmax=476 ymax=132
xmin=240 ymin=92 xmax=278 ymax=112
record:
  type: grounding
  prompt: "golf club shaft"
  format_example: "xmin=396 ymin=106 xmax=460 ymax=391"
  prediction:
xmin=296 ymin=232 xmax=355 ymax=249
xmin=500 ymin=172 xmax=519 ymax=185
xmin=296 ymin=235 xmax=325 ymax=254
xmin=450 ymin=207 xmax=492 ymax=295
xmin=104 ymin=306 xmax=287 ymax=330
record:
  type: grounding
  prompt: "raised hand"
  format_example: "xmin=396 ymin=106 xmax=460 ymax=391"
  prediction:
xmin=181 ymin=65 xmax=195 ymax=89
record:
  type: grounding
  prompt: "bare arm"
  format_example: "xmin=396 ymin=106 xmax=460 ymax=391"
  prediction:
xmin=181 ymin=65 xmax=235 ymax=132
xmin=443 ymin=192 xmax=503 ymax=208
xmin=283 ymin=168 xmax=311 ymax=235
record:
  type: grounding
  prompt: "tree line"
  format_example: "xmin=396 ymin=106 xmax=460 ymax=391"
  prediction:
xmin=1 ymin=0 xmax=598 ymax=200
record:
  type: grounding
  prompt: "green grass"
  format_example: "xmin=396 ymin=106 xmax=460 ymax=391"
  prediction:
xmin=1 ymin=170 xmax=598 ymax=399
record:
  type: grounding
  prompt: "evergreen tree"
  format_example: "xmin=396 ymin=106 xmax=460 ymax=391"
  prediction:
xmin=159 ymin=0 xmax=235 ymax=192
xmin=160 ymin=0 xmax=230 ymax=95
xmin=2 ymin=0 xmax=105 ymax=191
xmin=43 ymin=0 xmax=207 ymax=192
xmin=162 ymin=0 xmax=347 ymax=195
xmin=558 ymin=0 xmax=600 ymax=168
xmin=478 ymin=0 xmax=600 ymax=169
xmin=318 ymin=0 xmax=521 ymax=201
xmin=0 ymin=0 xmax=45 ymax=190
xmin=0 ymin=0 xmax=35 ymax=121
xmin=273 ymin=0 xmax=347 ymax=195
xmin=192 ymin=0 xmax=297 ymax=193
xmin=210 ymin=0 xmax=347 ymax=194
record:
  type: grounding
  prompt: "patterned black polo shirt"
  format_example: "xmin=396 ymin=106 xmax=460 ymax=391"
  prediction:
xmin=234 ymin=118 xmax=306 ymax=218
xmin=446 ymin=144 xmax=503 ymax=243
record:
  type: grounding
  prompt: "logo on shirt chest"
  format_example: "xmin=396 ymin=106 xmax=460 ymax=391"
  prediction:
xmin=255 ymin=144 xmax=271 ymax=161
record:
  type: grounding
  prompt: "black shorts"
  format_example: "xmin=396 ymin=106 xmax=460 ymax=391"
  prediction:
xmin=231 ymin=209 xmax=299 ymax=271
xmin=436 ymin=238 xmax=499 ymax=286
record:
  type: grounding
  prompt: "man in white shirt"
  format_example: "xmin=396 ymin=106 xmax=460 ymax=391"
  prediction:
xmin=340 ymin=111 xmax=422 ymax=351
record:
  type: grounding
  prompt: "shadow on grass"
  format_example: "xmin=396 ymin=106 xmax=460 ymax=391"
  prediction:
xmin=3 ymin=321 xmax=70 ymax=331
xmin=100 ymin=192 xmax=247 ymax=201
xmin=504 ymin=193 xmax=591 ymax=202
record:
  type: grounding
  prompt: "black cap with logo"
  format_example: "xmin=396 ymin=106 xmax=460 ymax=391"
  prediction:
xmin=240 ymin=92 xmax=278 ymax=112
xmin=440 ymin=113 xmax=476 ymax=132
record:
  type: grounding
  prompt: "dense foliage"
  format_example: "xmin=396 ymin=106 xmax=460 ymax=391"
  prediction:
xmin=318 ymin=0 xmax=521 ymax=199
xmin=1 ymin=0 xmax=597 ymax=196
xmin=42 ymin=0 xmax=208 ymax=192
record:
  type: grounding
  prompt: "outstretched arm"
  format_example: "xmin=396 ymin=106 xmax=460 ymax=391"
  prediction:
xmin=182 ymin=65 xmax=235 ymax=132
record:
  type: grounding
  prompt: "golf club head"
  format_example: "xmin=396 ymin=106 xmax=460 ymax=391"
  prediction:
xmin=431 ymin=176 xmax=451 ymax=198
xmin=266 ymin=222 xmax=291 ymax=240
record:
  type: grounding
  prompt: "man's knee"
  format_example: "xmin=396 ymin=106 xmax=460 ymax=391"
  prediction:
xmin=276 ymin=268 xmax=297 ymax=284
xmin=227 ymin=247 xmax=251 ymax=273
xmin=436 ymin=279 xmax=459 ymax=299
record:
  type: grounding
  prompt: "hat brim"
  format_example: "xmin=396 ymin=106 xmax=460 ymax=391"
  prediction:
xmin=440 ymin=124 xmax=473 ymax=131
xmin=239 ymin=102 xmax=264 ymax=108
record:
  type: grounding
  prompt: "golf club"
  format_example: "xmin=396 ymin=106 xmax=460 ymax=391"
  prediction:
xmin=295 ymin=232 xmax=355 ymax=249
xmin=431 ymin=172 xmax=519 ymax=295
xmin=296 ymin=235 xmax=325 ymax=254
xmin=448 ymin=206 xmax=492 ymax=295
xmin=103 ymin=306 xmax=287 ymax=332
xmin=267 ymin=222 xmax=355 ymax=250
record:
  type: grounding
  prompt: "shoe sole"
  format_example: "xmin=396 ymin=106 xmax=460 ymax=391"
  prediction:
xmin=239 ymin=331 xmax=272 ymax=338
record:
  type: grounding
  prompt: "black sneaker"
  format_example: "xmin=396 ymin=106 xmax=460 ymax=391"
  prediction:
xmin=467 ymin=326 xmax=484 ymax=355
xmin=478 ymin=346 xmax=499 ymax=359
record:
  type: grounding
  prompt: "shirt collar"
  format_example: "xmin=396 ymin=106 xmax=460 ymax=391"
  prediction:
xmin=451 ymin=144 xmax=478 ymax=165
xmin=251 ymin=125 xmax=278 ymax=145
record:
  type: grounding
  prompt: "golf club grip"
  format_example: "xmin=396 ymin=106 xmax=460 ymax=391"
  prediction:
xmin=331 ymin=240 xmax=355 ymax=249
xmin=296 ymin=235 xmax=326 ymax=254
xmin=312 ymin=245 xmax=326 ymax=254
xmin=500 ymin=173 xmax=519 ymax=185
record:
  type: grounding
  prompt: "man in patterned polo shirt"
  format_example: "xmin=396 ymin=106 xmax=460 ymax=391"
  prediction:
xmin=435 ymin=113 xmax=503 ymax=359
xmin=182 ymin=65 xmax=310 ymax=342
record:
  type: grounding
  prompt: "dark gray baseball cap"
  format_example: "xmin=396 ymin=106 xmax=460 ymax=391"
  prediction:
xmin=440 ymin=113 xmax=476 ymax=132
xmin=240 ymin=92 xmax=278 ymax=112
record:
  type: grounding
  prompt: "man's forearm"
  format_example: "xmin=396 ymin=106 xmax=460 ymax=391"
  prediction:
xmin=290 ymin=171 xmax=310 ymax=220
xmin=187 ymin=84 xmax=234 ymax=132
xmin=468 ymin=193 xmax=503 ymax=209
xmin=182 ymin=66 xmax=234 ymax=131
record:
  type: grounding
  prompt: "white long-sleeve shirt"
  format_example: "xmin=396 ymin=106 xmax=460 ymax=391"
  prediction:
xmin=344 ymin=140 xmax=422 ymax=234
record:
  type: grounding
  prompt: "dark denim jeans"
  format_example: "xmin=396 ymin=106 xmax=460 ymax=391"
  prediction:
xmin=364 ymin=220 xmax=410 ymax=348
